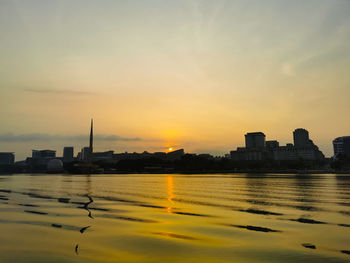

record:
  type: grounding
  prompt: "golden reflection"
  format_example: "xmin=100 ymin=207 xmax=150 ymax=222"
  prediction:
xmin=166 ymin=176 xmax=174 ymax=214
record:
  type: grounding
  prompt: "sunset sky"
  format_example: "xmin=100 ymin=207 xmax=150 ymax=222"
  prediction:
xmin=1 ymin=0 xmax=350 ymax=160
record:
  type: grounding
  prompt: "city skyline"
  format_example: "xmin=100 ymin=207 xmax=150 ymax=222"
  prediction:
xmin=0 ymin=124 xmax=347 ymax=160
xmin=0 ymin=125 xmax=343 ymax=162
xmin=1 ymin=0 xmax=350 ymax=159
xmin=1 ymin=2 xmax=350 ymax=263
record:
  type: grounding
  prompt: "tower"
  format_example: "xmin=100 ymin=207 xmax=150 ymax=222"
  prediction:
xmin=245 ymin=132 xmax=266 ymax=148
xmin=63 ymin=147 xmax=74 ymax=163
xmin=293 ymin=128 xmax=310 ymax=148
xmin=89 ymin=119 xmax=93 ymax=164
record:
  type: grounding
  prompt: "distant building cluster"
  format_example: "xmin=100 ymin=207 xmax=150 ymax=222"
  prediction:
xmin=230 ymin=128 xmax=325 ymax=161
xmin=74 ymin=147 xmax=185 ymax=164
xmin=1 ymin=124 xmax=350 ymax=173
xmin=6 ymin=147 xmax=186 ymax=173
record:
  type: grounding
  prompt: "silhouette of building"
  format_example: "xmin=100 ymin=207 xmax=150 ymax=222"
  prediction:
xmin=198 ymin=154 xmax=215 ymax=160
xmin=153 ymin=152 xmax=167 ymax=160
xmin=32 ymin=150 xmax=56 ymax=159
xmin=230 ymin=132 xmax=267 ymax=161
xmin=245 ymin=132 xmax=266 ymax=148
xmin=230 ymin=129 xmax=324 ymax=161
xmin=78 ymin=119 xmax=94 ymax=163
xmin=266 ymin=140 xmax=279 ymax=150
xmin=63 ymin=147 xmax=74 ymax=163
xmin=167 ymin=149 xmax=185 ymax=161
xmin=273 ymin=144 xmax=324 ymax=161
xmin=293 ymin=128 xmax=312 ymax=148
xmin=230 ymin=147 xmax=265 ymax=161
xmin=93 ymin=151 xmax=114 ymax=162
xmin=0 ymin=152 xmax=15 ymax=165
xmin=111 ymin=151 xmax=170 ymax=162
xmin=333 ymin=136 xmax=350 ymax=158
xmin=80 ymin=147 xmax=91 ymax=163
xmin=30 ymin=150 xmax=56 ymax=167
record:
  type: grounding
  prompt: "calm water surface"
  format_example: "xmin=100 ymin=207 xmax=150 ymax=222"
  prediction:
xmin=0 ymin=173 xmax=350 ymax=262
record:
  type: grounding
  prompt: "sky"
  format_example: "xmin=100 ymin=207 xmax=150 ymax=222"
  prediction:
xmin=1 ymin=0 xmax=350 ymax=160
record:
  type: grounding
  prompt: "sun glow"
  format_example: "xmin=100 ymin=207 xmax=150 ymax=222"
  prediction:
xmin=168 ymin=147 xmax=173 ymax=152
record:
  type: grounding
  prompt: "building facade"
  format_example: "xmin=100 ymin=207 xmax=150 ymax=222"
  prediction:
xmin=0 ymin=152 xmax=15 ymax=165
xmin=333 ymin=136 xmax=350 ymax=158
xmin=293 ymin=128 xmax=312 ymax=148
xmin=245 ymin=132 xmax=266 ymax=149
xmin=63 ymin=147 xmax=74 ymax=163
xmin=30 ymin=150 xmax=56 ymax=167
xmin=80 ymin=147 xmax=91 ymax=163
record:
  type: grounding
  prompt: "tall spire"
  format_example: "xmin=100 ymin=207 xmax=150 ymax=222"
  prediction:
xmin=89 ymin=118 xmax=93 ymax=164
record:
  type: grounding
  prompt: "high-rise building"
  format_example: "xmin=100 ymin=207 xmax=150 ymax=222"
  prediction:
xmin=0 ymin=152 xmax=15 ymax=165
xmin=293 ymin=128 xmax=310 ymax=148
xmin=333 ymin=136 xmax=350 ymax=158
xmin=63 ymin=147 xmax=74 ymax=163
xmin=245 ymin=132 xmax=266 ymax=148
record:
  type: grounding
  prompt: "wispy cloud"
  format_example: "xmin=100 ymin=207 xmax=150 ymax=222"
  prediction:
xmin=23 ymin=88 xmax=93 ymax=95
xmin=0 ymin=133 xmax=141 ymax=142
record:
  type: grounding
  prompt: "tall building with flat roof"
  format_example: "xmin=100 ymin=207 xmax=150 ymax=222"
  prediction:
xmin=293 ymin=128 xmax=310 ymax=148
xmin=0 ymin=152 xmax=15 ymax=165
xmin=63 ymin=147 xmax=74 ymax=163
xmin=333 ymin=136 xmax=350 ymax=158
xmin=245 ymin=132 xmax=266 ymax=148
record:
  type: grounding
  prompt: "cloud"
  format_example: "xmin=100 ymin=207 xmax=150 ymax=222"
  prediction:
xmin=0 ymin=133 xmax=141 ymax=142
xmin=23 ymin=88 xmax=93 ymax=95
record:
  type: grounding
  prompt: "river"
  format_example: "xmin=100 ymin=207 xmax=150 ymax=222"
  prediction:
xmin=0 ymin=173 xmax=349 ymax=262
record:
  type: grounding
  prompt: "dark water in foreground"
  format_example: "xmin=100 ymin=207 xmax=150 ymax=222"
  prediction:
xmin=0 ymin=174 xmax=350 ymax=263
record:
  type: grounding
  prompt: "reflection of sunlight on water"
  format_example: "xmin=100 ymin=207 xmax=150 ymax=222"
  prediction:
xmin=167 ymin=176 xmax=174 ymax=214
xmin=1 ymin=174 xmax=350 ymax=263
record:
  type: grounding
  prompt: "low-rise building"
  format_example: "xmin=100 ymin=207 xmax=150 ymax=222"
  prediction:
xmin=167 ymin=149 xmax=185 ymax=161
xmin=93 ymin=151 xmax=114 ymax=163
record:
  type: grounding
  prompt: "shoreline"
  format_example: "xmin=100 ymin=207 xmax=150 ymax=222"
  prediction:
xmin=1 ymin=169 xmax=350 ymax=175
